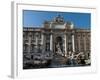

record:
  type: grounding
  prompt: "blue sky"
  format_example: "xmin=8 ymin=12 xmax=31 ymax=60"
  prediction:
xmin=23 ymin=10 xmax=91 ymax=29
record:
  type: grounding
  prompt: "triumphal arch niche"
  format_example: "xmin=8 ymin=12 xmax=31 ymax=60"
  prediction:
xmin=43 ymin=15 xmax=75 ymax=57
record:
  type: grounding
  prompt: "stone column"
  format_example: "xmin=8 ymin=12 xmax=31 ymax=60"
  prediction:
xmin=72 ymin=34 xmax=75 ymax=52
xmin=35 ymin=35 xmax=38 ymax=47
xmin=27 ymin=34 xmax=31 ymax=59
xmin=83 ymin=34 xmax=86 ymax=51
xmin=50 ymin=33 xmax=53 ymax=51
xmin=35 ymin=33 xmax=38 ymax=53
xmin=78 ymin=37 xmax=80 ymax=52
xmin=41 ymin=30 xmax=45 ymax=52
xmin=50 ymin=22 xmax=53 ymax=51
xmin=64 ymin=34 xmax=67 ymax=56
xmin=41 ymin=33 xmax=44 ymax=45
xmin=42 ymin=33 xmax=45 ymax=53
xmin=28 ymin=37 xmax=31 ymax=54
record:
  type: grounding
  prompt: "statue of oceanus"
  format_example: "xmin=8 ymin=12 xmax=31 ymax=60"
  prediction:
xmin=56 ymin=43 xmax=63 ymax=56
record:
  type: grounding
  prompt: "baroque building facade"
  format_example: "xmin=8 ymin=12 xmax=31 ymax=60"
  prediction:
xmin=23 ymin=15 xmax=90 ymax=68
